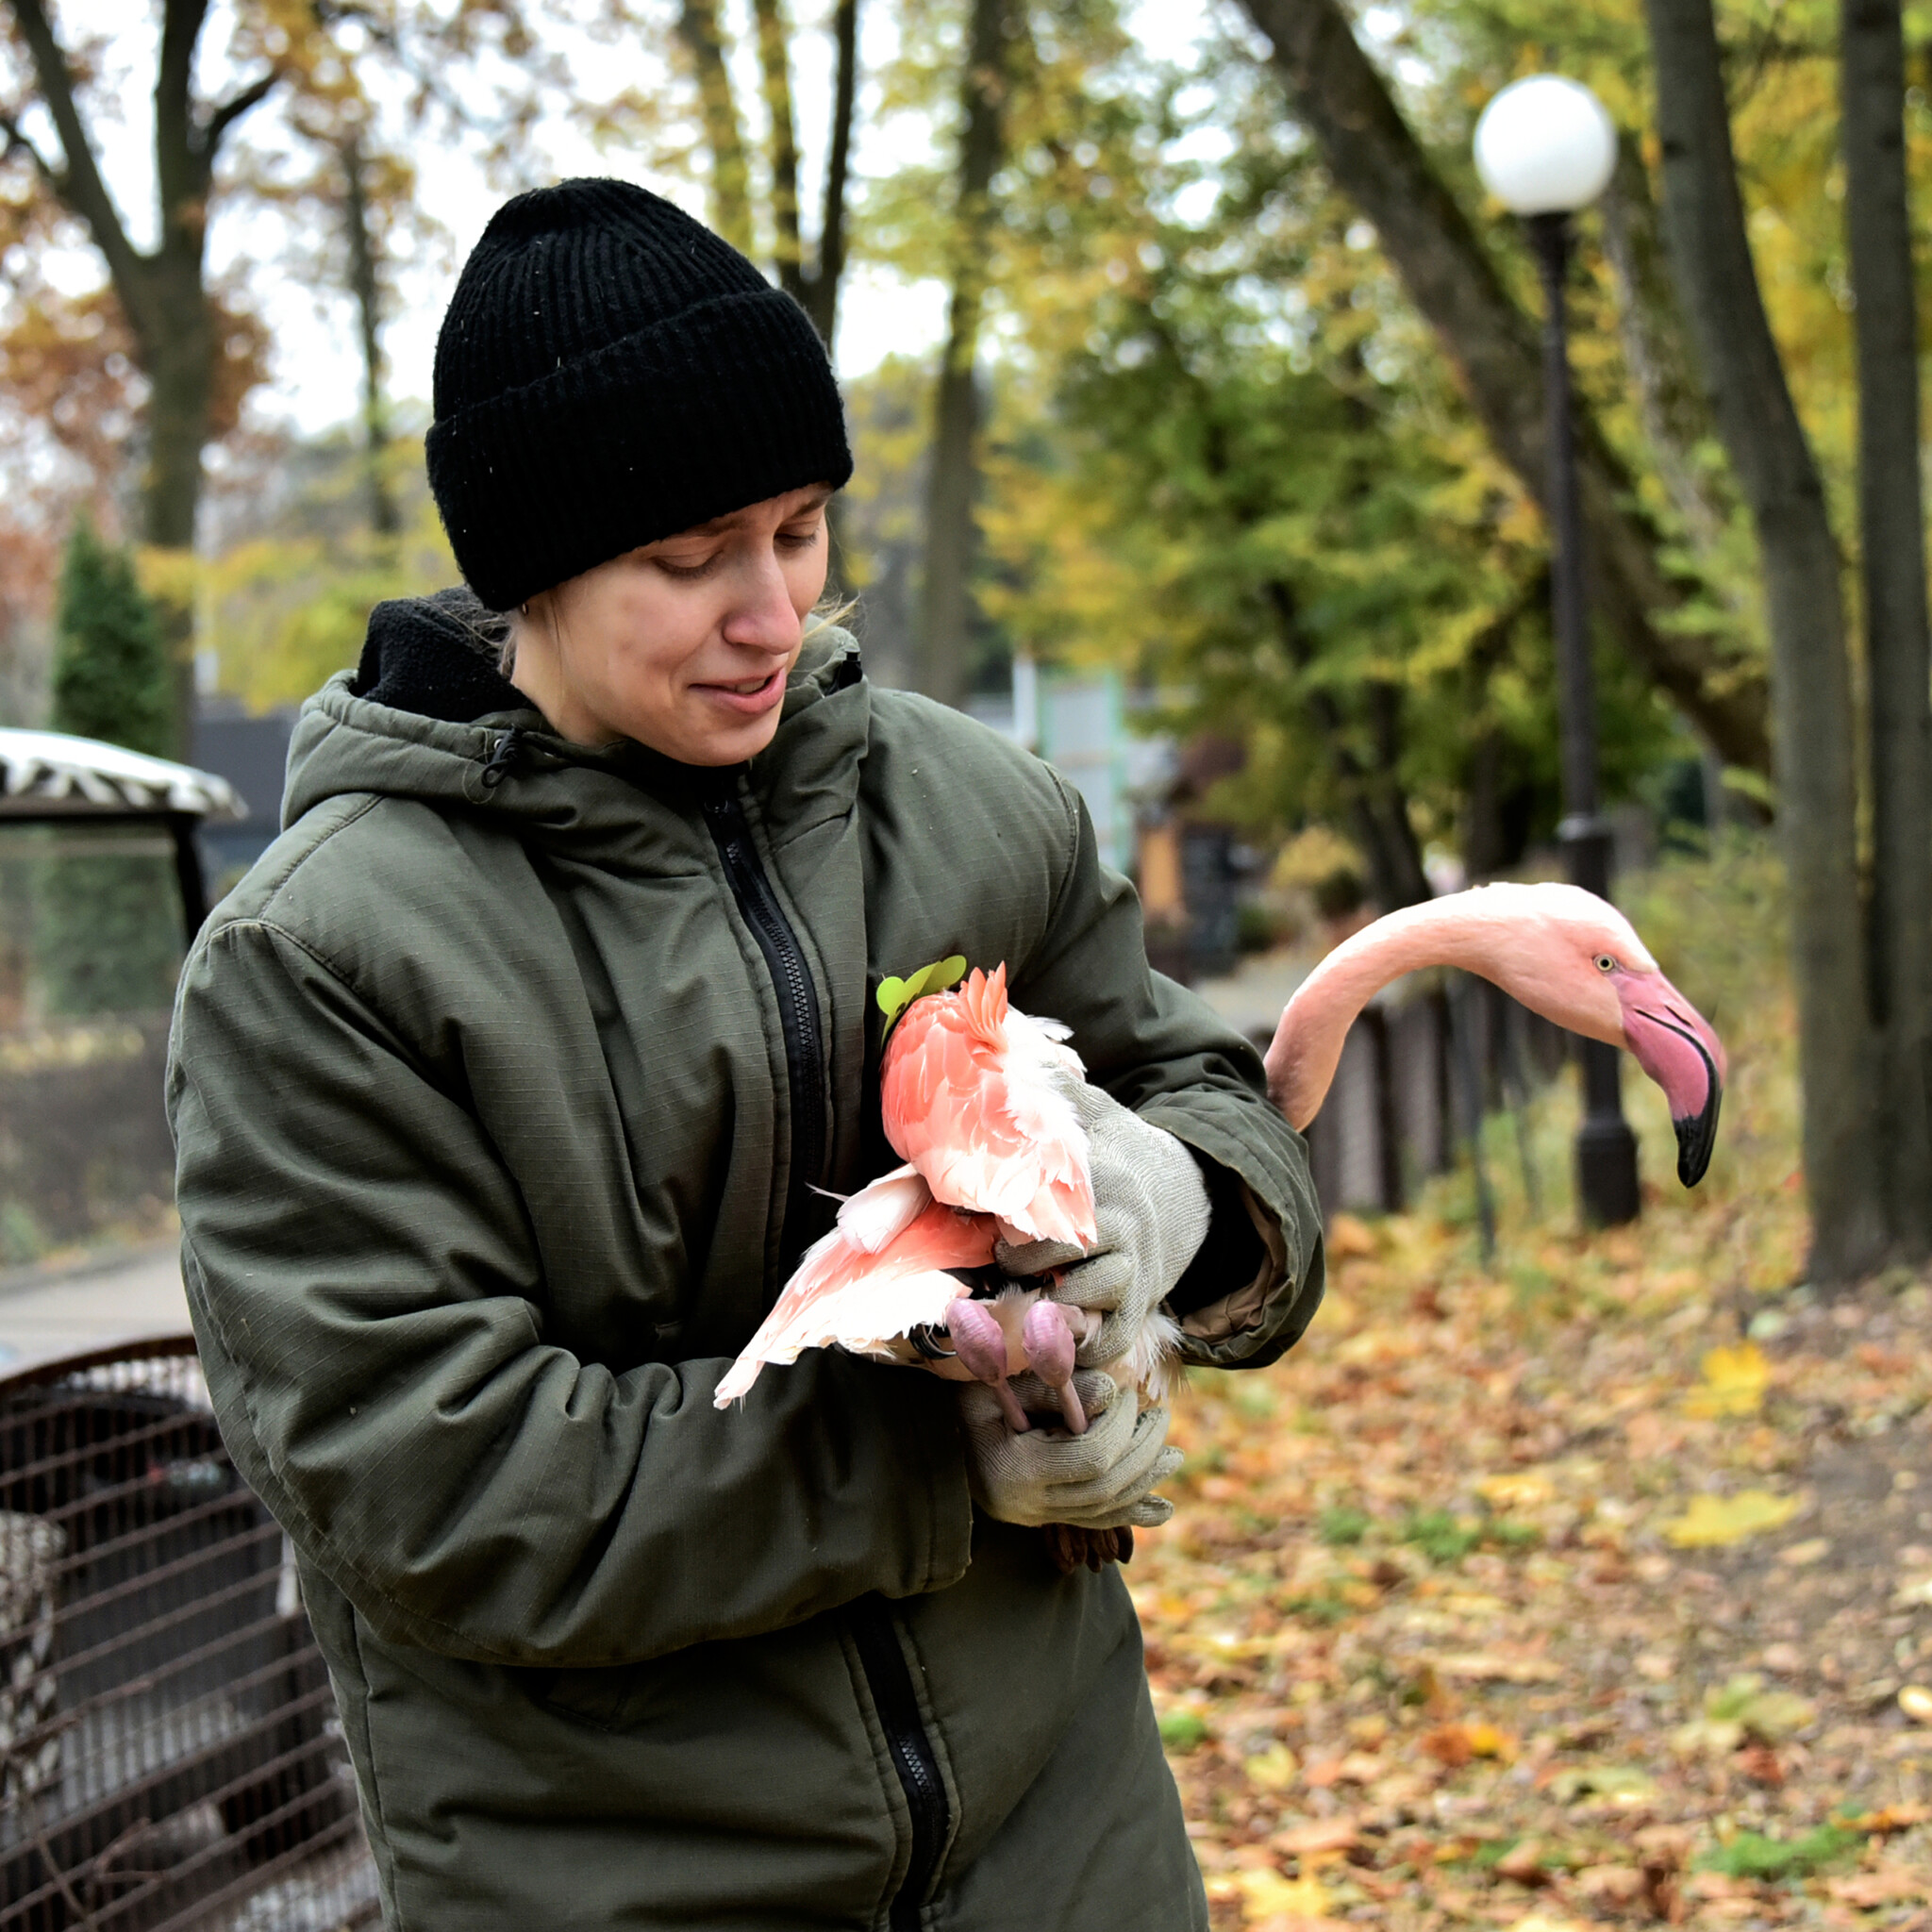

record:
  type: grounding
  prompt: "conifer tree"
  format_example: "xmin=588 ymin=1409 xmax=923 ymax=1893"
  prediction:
xmin=41 ymin=520 xmax=179 ymax=1015
xmin=51 ymin=519 xmax=173 ymax=757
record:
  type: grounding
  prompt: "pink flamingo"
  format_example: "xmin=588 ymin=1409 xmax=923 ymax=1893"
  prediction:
xmin=1266 ymin=881 xmax=1724 ymax=1185
xmin=719 ymin=884 xmax=1725 ymax=1418
xmin=714 ymin=966 xmax=1101 ymax=1418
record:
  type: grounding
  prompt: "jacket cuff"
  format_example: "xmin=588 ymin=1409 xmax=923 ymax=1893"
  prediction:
xmin=1138 ymin=1102 xmax=1325 ymax=1372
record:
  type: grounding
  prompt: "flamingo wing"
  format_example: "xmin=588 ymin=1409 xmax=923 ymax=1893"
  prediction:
xmin=881 ymin=966 xmax=1097 ymax=1247
xmin=714 ymin=1169 xmax=999 ymax=1405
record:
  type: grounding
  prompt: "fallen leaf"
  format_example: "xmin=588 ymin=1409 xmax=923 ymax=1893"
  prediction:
xmin=1546 ymin=1764 xmax=1659 ymax=1805
xmin=1778 ymin=1536 xmax=1831 ymax=1567
xmin=1496 ymin=1839 xmax=1551 ymax=1884
xmin=1658 ymin=1490 xmax=1802 ymax=1548
xmin=1243 ymin=1744 xmax=1301 ymax=1792
xmin=1825 ymin=1866 xmax=1929 ymax=1907
xmin=1326 ymin=1214 xmax=1376 ymax=1259
xmin=1840 ymin=1804 xmax=1932 ymax=1833
xmin=1682 ymin=1341 xmax=1771 ymax=1418
xmin=1575 ymin=1864 xmax=1647 ymax=1904
xmin=1235 ymin=1866 xmax=1339 ymax=1922
xmin=1429 ymin=1650 xmax=1564 ymax=1684
xmin=1476 ymin=1472 xmax=1557 ymax=1509
xmin=1900 ymin=1684 xmax=1932 ymax=1724
xmin=1272 ymin=1818 xmax=1362 ymax=1858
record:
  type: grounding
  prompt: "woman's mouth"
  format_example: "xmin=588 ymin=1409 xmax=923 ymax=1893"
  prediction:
xmin=693 ymin=666 xmax=787 ymax=716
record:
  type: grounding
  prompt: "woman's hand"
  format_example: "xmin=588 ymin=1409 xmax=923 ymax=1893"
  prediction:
xmin=995 ymin=1080 xmax=1211 ymax=1371
xmin=958 ymin=1372 xmax=1182 ymax=1530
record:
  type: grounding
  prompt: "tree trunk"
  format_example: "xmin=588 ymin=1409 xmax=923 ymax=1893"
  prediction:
xmin=1644 ymin=0 xmax=1885 ymax=1280
xmin=1233 ymin=0 xmax=1770 ymax=781
xmin=803 ymin=0 xmax=859 ymax=351
xmin=675 ymin=0 xmax=755 ymax=256
xmin=342 ymin=131 xmax=398 ymax=542
xmin=751 ymin=0 xmax=806 ymax=306
xmin=1598 ymin=136 xmax=1732 ymax=557
xmin=917 ymin=0 xmax=1012 ymax=707
xmin=6 ymin=0 xmax=278 ymax=754
xmin=1843 ymin=0 xmax=1932 ymax=1257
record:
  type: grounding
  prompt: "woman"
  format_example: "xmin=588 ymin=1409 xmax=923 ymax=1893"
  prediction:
xmin=169 ymin=179 xmax=1324 ymax=1931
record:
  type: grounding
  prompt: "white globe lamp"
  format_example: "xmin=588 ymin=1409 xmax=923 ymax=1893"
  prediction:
xmin=1473 ymin=75 xmax=1618 ymax=215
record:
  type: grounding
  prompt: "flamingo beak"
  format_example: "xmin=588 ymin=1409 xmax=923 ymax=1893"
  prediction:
xmin=1617 ymin=975 xmax=1726 ymax=1186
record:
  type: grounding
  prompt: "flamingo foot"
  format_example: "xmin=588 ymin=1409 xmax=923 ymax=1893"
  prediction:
xmin=1021 ymin=1300 xmax=1085 ymax=1435
xmin=946 ymin=1297 xmax=1031 ymax=1432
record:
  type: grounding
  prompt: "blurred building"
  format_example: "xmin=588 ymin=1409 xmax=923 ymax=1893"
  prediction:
xmin=192 ymin=699 xmax=297 ymax=881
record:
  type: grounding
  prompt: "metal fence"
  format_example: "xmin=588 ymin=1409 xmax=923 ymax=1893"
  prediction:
xmin=1292 ymin=976 xmax=1569 ymax=1220
xmin=0 ymin=1339 xmax=376 ymax=1932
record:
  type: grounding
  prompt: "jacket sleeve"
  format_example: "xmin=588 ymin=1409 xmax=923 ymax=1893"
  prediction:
xmin=1012 ymin=776 xmax=1326 ymax=1372
xmin=168 ymin=917 xmax=974 ymax=1670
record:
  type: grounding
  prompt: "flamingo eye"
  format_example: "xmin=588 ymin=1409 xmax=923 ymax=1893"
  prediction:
xmin=1594 ymin=954 xmax=1618 ymax=973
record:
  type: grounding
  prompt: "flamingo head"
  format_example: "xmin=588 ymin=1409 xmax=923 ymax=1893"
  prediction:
xmin=1477 ymin=885 xmax=1726 ymax=1186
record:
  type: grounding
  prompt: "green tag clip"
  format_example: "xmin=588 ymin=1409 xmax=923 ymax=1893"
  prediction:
xmin=876 ymin=955 xmax=970 ymax=1042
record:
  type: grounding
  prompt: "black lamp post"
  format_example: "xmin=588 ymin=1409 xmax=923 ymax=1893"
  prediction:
xmin=1474 ymin=75 xmax=1641 ymax=1226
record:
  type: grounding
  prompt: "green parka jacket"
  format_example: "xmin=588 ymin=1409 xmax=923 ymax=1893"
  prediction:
xmin=167 ymin=593 xmax=1324 ymax=1932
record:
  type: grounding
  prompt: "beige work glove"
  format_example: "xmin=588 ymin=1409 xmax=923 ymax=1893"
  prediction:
xmin=996 ymin=1079 xmax=1212 ymax=1372
xmin=958 ymin=1371 xmax=1183 ymax=1530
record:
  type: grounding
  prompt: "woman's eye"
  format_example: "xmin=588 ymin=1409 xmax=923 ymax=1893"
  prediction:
xmin=1595 ymin=954 xmax=1617 ymax=973
xmin=777 ymin=524 xmax=823 ymax=552
xmin=652 ymin=551 xmax=720 ymax=579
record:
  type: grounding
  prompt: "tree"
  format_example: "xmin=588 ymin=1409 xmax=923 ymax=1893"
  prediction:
xmin=1841 ymin=0 xmax=1932 ymax=1260
xmin=51 ymin=519 xmax=172 ymax=758
xmin=0 ymin=0 xmax=300 ymax=748
xmin=1642 ymin=0 xmax=1883 ymax=1279
xmin=917 ymin=0 xmax=1018 ymax=707
xmin=41 ymin=519 xmax=179 ymax=1015
xmin=1229 ymin=0 xmax=1771 ymax=780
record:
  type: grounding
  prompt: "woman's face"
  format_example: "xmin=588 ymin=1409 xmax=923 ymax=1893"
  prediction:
xmin=510 ymin=483 xmax=834 ymax=765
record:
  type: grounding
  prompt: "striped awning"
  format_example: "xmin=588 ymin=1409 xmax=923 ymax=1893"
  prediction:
xmin=0 ymin=727 xmax=244 ymax=822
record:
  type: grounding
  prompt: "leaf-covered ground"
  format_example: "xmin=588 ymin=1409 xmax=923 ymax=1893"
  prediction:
xmin=1142 ymin=853 xmax=1932 ymax=1932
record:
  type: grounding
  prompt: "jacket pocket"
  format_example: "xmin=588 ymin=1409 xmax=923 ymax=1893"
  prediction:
xmin=522 ymin=1662 xmax=664 ymax=1731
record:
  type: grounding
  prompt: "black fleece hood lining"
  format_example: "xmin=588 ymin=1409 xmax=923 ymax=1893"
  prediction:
xmin=352 ymin=588 xmax=523 ymax=724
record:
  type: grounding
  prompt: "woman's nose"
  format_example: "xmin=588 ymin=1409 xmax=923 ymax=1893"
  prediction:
xmin=720 ymin=543 xmax=804 ymax=653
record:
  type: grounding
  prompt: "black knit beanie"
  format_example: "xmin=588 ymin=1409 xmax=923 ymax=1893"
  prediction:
xmin=425 ymin=178 xmax=853 ymax=612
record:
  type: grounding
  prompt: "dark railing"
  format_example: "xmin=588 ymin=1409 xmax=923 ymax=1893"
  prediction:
xmin=0 ymin=1339 xmax=377 ymax=1931
xmin=1274 ymin=976 xmax=1568 ymax=1221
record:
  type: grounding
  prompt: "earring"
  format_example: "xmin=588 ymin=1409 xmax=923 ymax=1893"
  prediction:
xmin=520 ymin=602 xmax=529 ymax=618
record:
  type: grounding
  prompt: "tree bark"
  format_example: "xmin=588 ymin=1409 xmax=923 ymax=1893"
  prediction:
xmin=1843 ymin=0 xmax=1932 ymax=1257
xmin=675 ymin=0 xmax=755 ymax=256
xmin=751 ymin=0 xmax=806 ymax=305
xmin=1598 ymin=136 xmax=1731 ymax=557
xmin=918 ymin=0 xmax=1013 ymax=707
xmin=6 ymin=0 xmax=277 ymax=753
xmin=1233 ymin=0 xmax=1770 ymax=780
xmin=1644 ymin=0 xmax=1885 ymax=1279
xmin=803 ymin=0 xmax=859 ymax=350
xmin=341 ymin=131 xmax=398 ymax=542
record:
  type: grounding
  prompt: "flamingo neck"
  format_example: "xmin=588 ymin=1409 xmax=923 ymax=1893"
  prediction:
xmin=1270 ymin=900 xmax=1521 ymax=1129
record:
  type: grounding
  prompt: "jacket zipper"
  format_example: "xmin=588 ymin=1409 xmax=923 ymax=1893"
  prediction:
xmin=704 ymin=785 xmax=951 ymax=1922
xmin=700 ymin=788 xmax=827 ymax=1267
xmin=849 ymin=1596 xmax=949 ymax=1929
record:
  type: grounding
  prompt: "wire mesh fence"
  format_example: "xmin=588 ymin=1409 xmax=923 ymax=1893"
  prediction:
xmin=0 ymin=1338 xmax=377 ymax=1931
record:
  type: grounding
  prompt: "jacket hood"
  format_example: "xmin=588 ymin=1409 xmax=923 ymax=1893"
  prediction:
xmin=281 ymin=589 xmax=868 ymax=843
